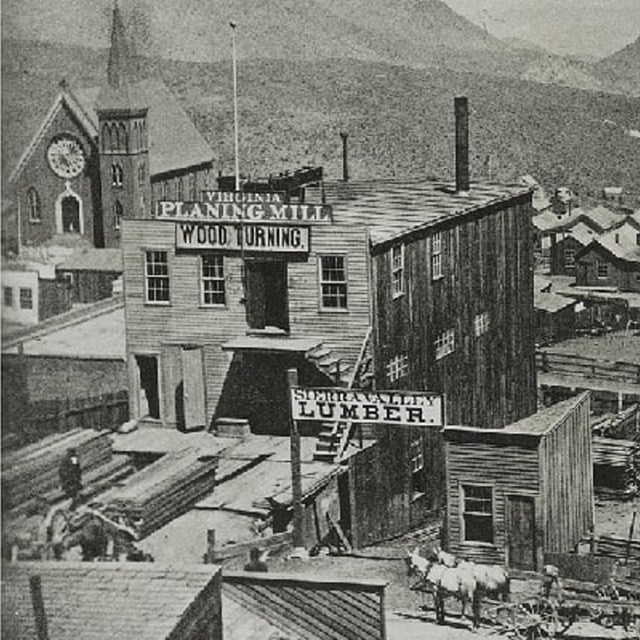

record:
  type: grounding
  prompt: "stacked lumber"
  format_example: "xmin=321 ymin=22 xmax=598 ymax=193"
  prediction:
xmin=93 ymin=448 xmax=217 ymax=539
xmin=593 ymin=437 xmax=637 ymax=467
xmin=1 ymin=429 xmax=113 ymax=510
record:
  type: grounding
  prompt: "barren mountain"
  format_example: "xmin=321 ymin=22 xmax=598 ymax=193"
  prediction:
xmin=594 ymin=35 xmax=640 ymax=97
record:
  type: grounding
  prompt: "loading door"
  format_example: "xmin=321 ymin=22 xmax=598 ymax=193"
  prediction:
xmin=506 ymin=495 xmax=536 ymax=571
xmin=182 ymin=346 xmax=206 ymax=430
xmin=246 ymin=261 xmax=289 ymax=331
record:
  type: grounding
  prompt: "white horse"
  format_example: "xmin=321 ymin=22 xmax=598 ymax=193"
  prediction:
xmin=457 ymin=560 xmax=510 ymax=602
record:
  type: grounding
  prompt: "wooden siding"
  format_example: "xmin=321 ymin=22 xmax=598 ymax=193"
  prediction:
xmin=550 ymin=235 xmax=583 ymax=277
xmin=373 ymin=194 xmax=536 ymax=430
xmin=539 ymin=392 xmax=593 ymax=554
xmin=576 ymin=245 xmax=640 ymax=292
xmin=445 ymin=439 xmax=540 ymax=565
xmin=223 ymin=572 xmax=386 ymax=640
xmin=121 ymin=219 xmax=371 ymax=431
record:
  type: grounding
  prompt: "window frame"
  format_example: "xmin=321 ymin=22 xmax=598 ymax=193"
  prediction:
xmin=318 ymin=254 xmax=348 ymax=312
xmin=4 ymin=286 xmax=13 ymax=307
xmin=564 ymin=248 xmax=575 ymax=268
xmin=409 ymin=430 xmax=426 ymax=500
xmin=461 ymin=483 xmax=495 ymax=545
xmin=391 ymin=244 xmax=405 ymax=299
xmin=19 ymin=287 xmax=33 ymax=310
xmin=27 ymin=188 xmax=42 ymax=223
xmin=112 ymin=163 xmax=124 ymax=187
xmin=114 ymin=200 xmax=124 ymax=231
xmin=144 ymin=250 xmax=171 ymax=305
xmin=474 ymin=312 xmax=490 ymax=337
xmin=596 ymin=259 xmax=609 ymax=279
xmin=431 ymin=231 xmax=444 ymax=280
xmin=386 ymin=353 xmax=409 ymax=382
xmin=200 ymin=254 xmax=226 ymax=307
xmin=434 ymin=328 xmax=455 ymax=360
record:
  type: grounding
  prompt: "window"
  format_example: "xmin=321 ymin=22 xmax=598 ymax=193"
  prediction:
xmin=4 ymin=287 xmax=13 ymax=307
xmin=138 ymin=161 xmax=146 ymax=186
xmin=474 ymin=312 xmax=490 ymax=337
xmin=462 ymin=484 xmax=494 ymax=543
xmin=410 ymin=431 xmax=425 ymax=498
xmin=386 ymin=354 xmax=409 ymax=382
xmin=431 ymin=231 xmax=443 ymax=280
xmin=114 ymin=201 xmax=123 ymax=230
xmin=60 ymin=272 xmax=74 ymax=287
xmin=597 ymin=260 xmax=609 ymax=279
xmin=201 ymin=255 xmax=225 ymax=306
xmin=145 ymin=251 xmax=170 ymax=304
xmin=435 ymin=329 xmax=455 ymax=360
xmin=28 ymin=188 xmax=41 ymax=222
xmin=19 ymin=287 xmax=33 ymax=310
xmin=391 ymin=245 xmax=404 ymax=298
xmin=176 ymin=177 xmax=184 ymax=201
xmin=161 ymin=181 xmax=168 ymax=201
xmin=320 ymin=256 xmax=347 ymax=309
xmin=564 ymin=249 xmax=575 ymax=268
xmin=189 ymin=173 xmax=197 ymax=200
xmin=112 ymin=163 xmax=123 ymax=187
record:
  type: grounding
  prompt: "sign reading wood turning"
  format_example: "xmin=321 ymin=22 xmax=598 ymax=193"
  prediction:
xmin=176 ymin=221 xmax=310 ymax=253
xmin=291 ymin=387 xmax=444 ymax=427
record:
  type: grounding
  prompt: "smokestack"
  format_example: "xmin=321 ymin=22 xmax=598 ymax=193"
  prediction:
xmin=340 ymin=132 xmax=349 ymax=182
xmin=29 ymin=575 xmax=49 ymax=640
xmin=454 ymin=96 xmax=470 ymax=193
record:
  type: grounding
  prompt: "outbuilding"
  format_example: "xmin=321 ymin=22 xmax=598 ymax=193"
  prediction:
xmin=443 ymin=392 xmax=593 ymax=570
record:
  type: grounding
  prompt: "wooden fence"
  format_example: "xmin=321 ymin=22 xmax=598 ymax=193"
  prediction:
xmin=2 ymin=391 xmax=129 ymax=450
xmin=223 ymin=571 xmax=387 ymax=640
xmin=536 ymin=351 xmax=640 ymax=386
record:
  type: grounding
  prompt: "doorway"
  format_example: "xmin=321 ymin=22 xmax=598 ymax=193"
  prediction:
xmin=245 ymin=260 xmax=289 ymax=331
xmin=181 ymin=346 xmax=206 ymax=431
xmin=134 ymin=355 xmax=160 ymax=420
xmin=506 ymin=495 xmax=536 ymax=570
xmin=61 ymin=195 xmax=81 ymax=233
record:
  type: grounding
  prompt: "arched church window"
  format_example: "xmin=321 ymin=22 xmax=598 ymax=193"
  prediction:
xmin=114 ymin=200 xmax=124 ymax=230
xmin=138 ymin=161 xmax=145 ymax=185
xmin=112 ymin=124 xmax=119 ymax=153
xmin=112 ymin=163 xmax=124 ymax=187
xmin=28 ymin=188 xmax=42 ymax=222
xmin=102 ymin=124 xmax=112 ymax=153
xmin=119 ymin=123 xmax=128 ymax=153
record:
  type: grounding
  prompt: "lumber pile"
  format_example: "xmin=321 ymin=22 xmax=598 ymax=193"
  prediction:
xmin=1 ymin=429 xmax=116 ymax=511
xmin=93 ymin=448 xmax=217 ymax=539
xmin=593 ymin=437 xmax=637 ymax=467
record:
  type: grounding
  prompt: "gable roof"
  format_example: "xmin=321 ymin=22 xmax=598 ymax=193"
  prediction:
xmin=57 ymin=247 xmax=123 ymax=272
xmin=1 ymin=561 xmax=220 ymax=640
xmin=534 ymin=291 xmax=577 ymax=313
xmin=577 ymin=227 xmax=640 ymax=265
xmin=533 ymin=205 xmax=622 ymax=235
xmin=10 ymin=79 xmax=213 ymax=183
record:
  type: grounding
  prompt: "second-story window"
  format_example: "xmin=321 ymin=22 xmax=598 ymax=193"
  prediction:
xmin=474 ymin=312 xmax=490 ymax=337
xmin=431 ymin=231 xmax=443 ymax=280
xmin=386 ymin=354 xmax=409 ymax=382
xmin=435 ymin=328 xmax=455 ymax=360
xmin=145 ymin=251 xmax=170 ymax=304
xmin=112 ymin=163 xmax=124 ymax=187
xmin=391 ymin=244 xmax=404 ymax=298
xmin=201 ymin=255 xmax=226 ymax=306
xmin=319 ymin=255 xmax=347 ymax=310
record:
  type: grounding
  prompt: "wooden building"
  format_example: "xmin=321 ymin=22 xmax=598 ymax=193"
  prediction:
xmin=56 ymin=248 xmax=122 ymax=304
xmin=576 ymin=228 xmax=640 ymax=292
xmin=1 ymin=562 xmax=223 ymax=640
xmin=443 ymin=392 xmax=593 ymax=570
xmin=549 ymin=226 xmax=593 ymax=277
xmin=534 ymin=290 xmax=577 ymax=345
xmin=7 ymin=3 xmax=213 ymax=251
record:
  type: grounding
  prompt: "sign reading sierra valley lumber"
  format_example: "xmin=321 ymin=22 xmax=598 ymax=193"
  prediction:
xmin=291 ymin=387 xmax=444 ymax=427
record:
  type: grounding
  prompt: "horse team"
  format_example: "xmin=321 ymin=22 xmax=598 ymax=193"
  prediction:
xmin=405 ymin=545 xmax=510 ymax=628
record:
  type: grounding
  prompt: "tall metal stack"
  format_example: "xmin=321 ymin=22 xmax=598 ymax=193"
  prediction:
xmin=93 ymin=447 xmax=218 ymax=538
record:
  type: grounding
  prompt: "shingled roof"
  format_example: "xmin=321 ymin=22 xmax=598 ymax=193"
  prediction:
xmin=1 ymin=562 xmax=221 ymax=640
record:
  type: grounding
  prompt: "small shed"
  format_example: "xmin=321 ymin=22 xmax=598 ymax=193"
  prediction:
xmin=443 ymin=392 xmax=593 ymax=571
xmin=1 ymin=561 xmax=223 ymax=640
xmin=534 ymin=291 xmax=577 ymax=344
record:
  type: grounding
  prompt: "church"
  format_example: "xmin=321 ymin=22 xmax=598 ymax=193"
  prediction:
xmin=8 ymin=3 xmax=214 ymax=251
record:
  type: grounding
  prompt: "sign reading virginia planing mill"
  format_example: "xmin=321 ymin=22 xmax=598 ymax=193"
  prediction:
xmin=156 ymin=191 xmax=333 ymax=224
xmin=291 ymin=387 xmax=444 ymax=428
xmin=176 ymin=221 xmax=310 ymax=253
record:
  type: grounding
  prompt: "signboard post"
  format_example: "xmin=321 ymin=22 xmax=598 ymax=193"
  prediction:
xmin=287 ymin=369 xmax=304 ymax=550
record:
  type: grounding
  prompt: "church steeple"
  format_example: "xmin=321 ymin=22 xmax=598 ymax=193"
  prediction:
xmin=107 ymin=0 xmax=131 ymax=89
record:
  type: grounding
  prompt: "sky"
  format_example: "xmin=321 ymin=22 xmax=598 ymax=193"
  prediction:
xmin=1 ymin=0 xmax=639 ymax=60
xmin=445 ymin=0 xmax=640 ymax=58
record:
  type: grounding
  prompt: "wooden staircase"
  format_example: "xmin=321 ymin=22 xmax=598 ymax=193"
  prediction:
xmin=309 ymin=328 xmax=373 ymax=463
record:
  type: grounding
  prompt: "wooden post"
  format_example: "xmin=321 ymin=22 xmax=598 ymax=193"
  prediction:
xmin=288 ymin=368 xmax=304 ymax=549
xmin=204 ymin=529 xmax=216 ymax=564
xmin=29 ymin=575 xmax=49 ymax=640
xmin=625 ymin=511 xmax=637 ymax=566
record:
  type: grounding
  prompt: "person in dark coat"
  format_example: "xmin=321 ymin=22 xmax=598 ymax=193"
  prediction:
xmin=244 ymin=547 xmax=268 ymax=572
xmin=59 ymin=448 xmax=82 ymax=509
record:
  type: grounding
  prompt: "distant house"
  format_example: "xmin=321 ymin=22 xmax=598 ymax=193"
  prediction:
xmin=1 ymin=260 xmax=71 ymax=327
xmin=549 ymin=224 xmax=596 ymax=276
xmin=534 ymin=290 xmax=577 ymax=344
xmin=2 ymin=562 xmax=222 ymax=640
xmin=575 ymin=226 xmax=640 ymax=292
xmin=56 ymin=247 xmax=122 ymax=304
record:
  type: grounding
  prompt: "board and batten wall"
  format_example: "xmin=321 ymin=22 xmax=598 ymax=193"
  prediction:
xmin=121 ymin=218 xmax=371 ymax=430
xmin=540 ymin=392 xmax=593 ymax=554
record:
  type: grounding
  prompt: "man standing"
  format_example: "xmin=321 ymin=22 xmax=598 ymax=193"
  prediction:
xmin=59 ymin=448 xmax=82 ymax=510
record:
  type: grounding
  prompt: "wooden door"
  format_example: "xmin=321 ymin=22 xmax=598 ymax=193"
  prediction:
xmin=507 ymin=495 xmax=536 ymax=570
xmin=245 ymin=262 xmax=266 ymax=329
xmin=182 ymin=347 xmax=206 ymax=431
xmin=263 ymin=262 xmax=289 ymax=331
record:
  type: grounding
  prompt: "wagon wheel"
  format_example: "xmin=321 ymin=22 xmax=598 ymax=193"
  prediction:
xmin=506 ymin=598 xmax=573 ymax=639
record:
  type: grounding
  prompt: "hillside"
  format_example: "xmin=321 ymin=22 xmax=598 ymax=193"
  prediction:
xmin=3 ymin=39 xmax=639 ymax=205
xmin=594 ymin=35 xmax=640 ymax=97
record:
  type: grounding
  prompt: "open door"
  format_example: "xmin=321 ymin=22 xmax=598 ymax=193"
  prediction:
xmin=507 ymin=495 xmax=536 ymax=570
xmin=245 ymin=261 xmax=289 ymax=331
xmin=182 ymin=346 xmax=206 ymax=431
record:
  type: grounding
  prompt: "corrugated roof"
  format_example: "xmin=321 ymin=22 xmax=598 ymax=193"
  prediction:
xmin=74 ymin=79 xmax=212 ymax=176
xmin=1 ymin=561 xmax=220 ymax=640
xmin=534 ymin=291 xmax=576 ymax=313
xmin=57 ymin=248 xmax=123 ymax=272
xmin=309 ymin=180 xmax=531 ymax=247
